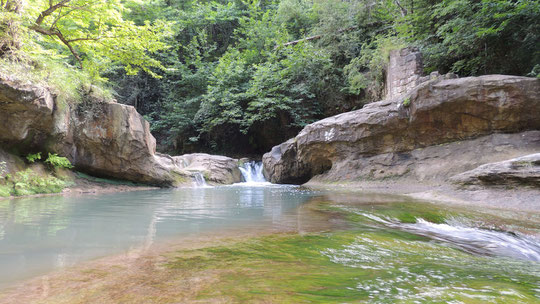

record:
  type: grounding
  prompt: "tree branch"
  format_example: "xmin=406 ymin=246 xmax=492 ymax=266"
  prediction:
xmin=278 ymin=26 xmax=359 ymax=48
xmin=30 ymin=24 xmax=83 ymax=69
xmin=35 ymin=0 xmax=71 ymax=25
xmin=393 ymin=0 xmax=408 ymax=17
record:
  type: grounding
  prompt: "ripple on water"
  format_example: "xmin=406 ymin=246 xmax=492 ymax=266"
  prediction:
xmin=322 ymin=229 xmax=540 ymax=302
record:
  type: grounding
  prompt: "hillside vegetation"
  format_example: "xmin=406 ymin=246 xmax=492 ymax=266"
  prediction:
xmin=1 ymin=0 xmax=538 ymax=155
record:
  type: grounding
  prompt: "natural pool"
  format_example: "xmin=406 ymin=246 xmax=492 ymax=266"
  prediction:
xmin=1 ymin=185 xmax=540 ymax=303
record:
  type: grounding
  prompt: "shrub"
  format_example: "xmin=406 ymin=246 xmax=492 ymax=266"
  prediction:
xmin=26 ymin=152 xmax=42 ymax=163
xmin=0 ymin=161 xmax=6 ymax=177
xmin=10 ymin=169 xmax=67 ymax=196
xmin=0 ymin=185 xmax=10 ymax=197
xmin=45 ymin=153 xmax=74 ymax=169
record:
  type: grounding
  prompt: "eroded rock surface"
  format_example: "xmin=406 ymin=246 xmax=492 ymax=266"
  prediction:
xmin=263 ymin=75 xmax=540 ymax=184
xmin=170 ymin=153 xmax=243 ymax=184
xmin=451 ymin=153 xmax=540 ymax=188
xmin=0 ymin=78 xmax=55 ymax=149
xmin=68 ymin=101 xmax=180 ymax=186
xmin=0 ymin=75 xmax=240 ymax=186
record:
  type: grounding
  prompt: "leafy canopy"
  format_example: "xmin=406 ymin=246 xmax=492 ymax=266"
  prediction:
xmin=2 ymin=0 xmax=172 ymax=77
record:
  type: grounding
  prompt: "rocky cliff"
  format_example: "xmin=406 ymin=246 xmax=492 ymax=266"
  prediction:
xmin=263 ymin=75 xmax=540 ymax=185
xmin=0 ymin=75 xmax=242 ymax=186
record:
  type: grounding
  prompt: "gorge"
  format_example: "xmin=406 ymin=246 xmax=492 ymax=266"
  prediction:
xmin=0 ymin=0 xmax=539 ymax=301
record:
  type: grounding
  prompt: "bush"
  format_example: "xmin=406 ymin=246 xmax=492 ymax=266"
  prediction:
xmin=0 ymin=185 xmax=10 ymax=197
xmin=9 ymin=169 xmax=67 ymax=196
xmin=0 ymin=161 xmax=6 ymax=177
xmin=26 ymin=152 xmax=42 ymax=163
xmin=45 ymin=153 xmax=74 ymax=169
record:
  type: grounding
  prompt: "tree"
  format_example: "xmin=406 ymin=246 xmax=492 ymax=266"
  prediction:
xmin=3 ymin=0 xmax=172 ymax=76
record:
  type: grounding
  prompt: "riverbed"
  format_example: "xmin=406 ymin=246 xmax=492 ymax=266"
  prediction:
xmin=1 ymin=184 xmax=540 ymax=303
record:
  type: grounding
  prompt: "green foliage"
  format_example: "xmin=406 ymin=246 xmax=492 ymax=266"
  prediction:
xmin=402 ymin=97 xmax=411 ymax=107
xmin=344 ymin=35 xmax=406 ymax=99
xmin=147 ymin=0 xmax=366 ymax=154
xmin=14 ymin=0 xmax=172 ymax=76
xmin=395 ymin=0 xmax=540 ymax=76
xmin=1 ymin=168 xmax=68 ymax=197
xmin=0 ymin=185 xmax=10 ymax=197
xmin=0 ymin=0 xmax=173 ymax=105
xmin=45 ymin=153 xmax=74 ymax=169
xmin=3 ymin=0 xmax=538 ymax=156
xmin=0 ymin=161 xmax=6 ymax=177
xmin=26 ymin=152 xmax=42 ymax=163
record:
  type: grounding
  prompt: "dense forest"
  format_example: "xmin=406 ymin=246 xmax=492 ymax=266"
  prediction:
xmin=1 ymin=0 xmax=539 ymax=156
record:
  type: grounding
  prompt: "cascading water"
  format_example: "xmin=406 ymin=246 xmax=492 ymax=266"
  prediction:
xmin=192 ymin=172 xmax=209 ymax=187
xmin=239 ymin=161 xmax=267 ymax=184
xmin=358 ymin=212 xmax=540 ymax=262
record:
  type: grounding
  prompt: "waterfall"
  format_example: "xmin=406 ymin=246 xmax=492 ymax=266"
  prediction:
xmin=192 ymin=172 xmax=209 ymax=187
xmin=239 ymin=161 xmax=267 ymax=183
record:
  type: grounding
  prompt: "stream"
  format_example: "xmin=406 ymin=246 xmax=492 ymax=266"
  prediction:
xmin=0 ymin=163 xmax=539 ymax=302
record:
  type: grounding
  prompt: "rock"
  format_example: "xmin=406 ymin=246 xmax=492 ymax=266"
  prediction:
xmin=69 ymin=100 xmax=181 ymax=186
xmin=0 ymin=74 xmax=245 ymax=187
xmin=0 ymin=148 xmax=26 ymax=176
xmin=263 ymin=75 xmax=540 ymax=184
xmin=0 ymin=78 xmax=55 ymax=149
xmin=386 ymin=47 xmax=424 ymax=100
xmin=450 ymin=153 xmax=540 ymax=188
xmin=170 ymin=153 xmax=243 ymax=184
xmin=308 ymin=131 xmax=540 ymax=184
xmin=0 ymin=76 xmax=221 ymax=186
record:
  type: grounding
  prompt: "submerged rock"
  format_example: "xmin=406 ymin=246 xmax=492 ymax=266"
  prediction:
xmin=451 ymin=153 xmax=540 ymax=188
xmin=263 ymin=75 xmax=540 ymax=184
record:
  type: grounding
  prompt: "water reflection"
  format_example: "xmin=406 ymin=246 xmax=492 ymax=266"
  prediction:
xmin=0 ymin=185 xmax=316 ymax=288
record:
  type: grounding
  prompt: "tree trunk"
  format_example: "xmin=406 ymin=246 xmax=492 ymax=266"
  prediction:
xmin=0 ymin=0 xmax=23 ymax=56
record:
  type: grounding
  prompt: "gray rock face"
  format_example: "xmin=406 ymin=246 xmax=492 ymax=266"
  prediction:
xmin=263 ymin=75 xmax=540 ymax=184
xmin=170 ymin=153 xmax=243 ymax=184
xmin=68 ymin=100 xmax=179 ymax=186
xmin=0 ymin=75 xmax=242 ymax=187
xmin=0 ymin=78 xmax=55 ymax=148
xmin=451 ymin=153 xmax=540 ymax=188
xmin=386 ymin=47 xmax=424 ymax=100
xmin=308 ymin=131 xmax=540 ymax=184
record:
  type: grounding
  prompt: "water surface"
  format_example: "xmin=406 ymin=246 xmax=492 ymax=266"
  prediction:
xmin=0 ymin=184 xmax=316 ymax=288
xmin=1 ymin=186 xmax=540 ymax=303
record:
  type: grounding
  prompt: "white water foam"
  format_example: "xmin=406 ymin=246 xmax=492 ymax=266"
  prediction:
xmin=192 ymin=172 xmax=211 ymax=188
xmin=237 ymin=161 xmax=271 ymax=186
xmin=356 ymin=211 xmax=540 ymax=262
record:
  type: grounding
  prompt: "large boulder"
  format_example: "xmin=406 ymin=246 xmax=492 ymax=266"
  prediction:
xmin=0 ymin=78 xmax=55 ymax=149
xmin=451 ymin=153 xmax=540 ymax=188
xmin=170 ymin=153 xmax=243 ymax=184
xmin=68 ymin=100 xmax=181 ymax=186
xmin=0 ymin=75 xmax=245 ymax=187
xmin=263 ymin=75 xmax=540 ymax=184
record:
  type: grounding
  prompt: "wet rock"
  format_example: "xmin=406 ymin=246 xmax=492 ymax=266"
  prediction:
xmin=263 ymin=75 xmax=540 ymax=184
xmin=171 ymin=153 xmax=243 ymax=184
xmin=451 ymin=153 xmax=540 ymax=188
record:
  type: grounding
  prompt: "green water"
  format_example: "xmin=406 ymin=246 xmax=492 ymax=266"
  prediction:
xmin=1 ymin=187 xmax=540 ymax=303
xmin=166 ymin=198 xmax=540 ymax=303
